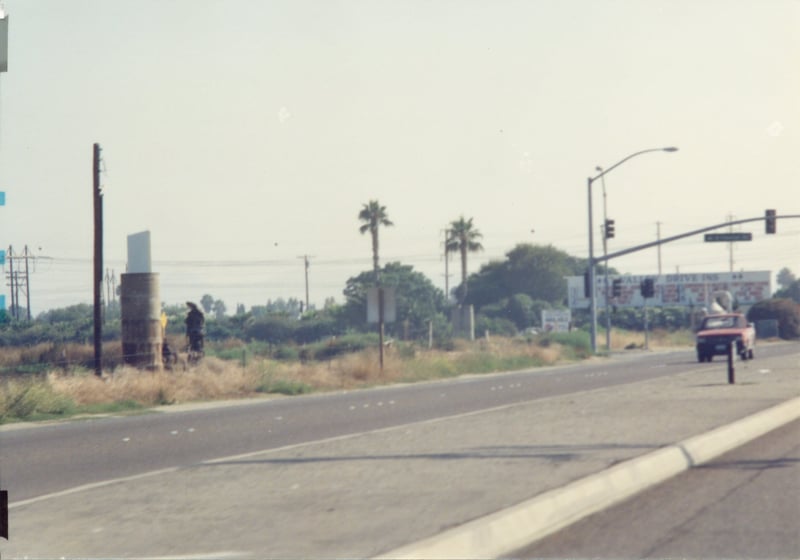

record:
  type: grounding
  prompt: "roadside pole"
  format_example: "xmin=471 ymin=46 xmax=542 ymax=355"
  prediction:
xmin=727 ymin=342 xmax=735 ymax=384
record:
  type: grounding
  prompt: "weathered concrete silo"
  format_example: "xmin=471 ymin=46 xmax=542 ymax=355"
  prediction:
xmin=120 ymin=232 xmax=162 ymax=370
xmin=120 ymin=272 xmax=163 ymax=370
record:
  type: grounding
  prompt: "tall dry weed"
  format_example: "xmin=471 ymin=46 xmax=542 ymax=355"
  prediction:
xmin=48 ymin=357 xmax=262 ymax=406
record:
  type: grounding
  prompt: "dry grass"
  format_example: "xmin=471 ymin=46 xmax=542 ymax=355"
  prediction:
xmin=47 ymin=357 xmax=259 ymax=407
xmin=3 ymin=329 xmax=695 ymax=421
xmin=605 ymin=328 xmax=694 ymax=350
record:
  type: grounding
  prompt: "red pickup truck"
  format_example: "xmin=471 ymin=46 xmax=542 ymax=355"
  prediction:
xmin=696 ymin=313 xmax=756 ymax=363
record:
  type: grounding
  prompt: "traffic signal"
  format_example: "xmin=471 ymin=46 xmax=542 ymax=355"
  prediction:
xmin=640 ymin=277 xmax=655 ymax=298
xmin=765 ymin=209 xmax=776 ymax=234
xmin=605 ymin=219 xmax=615 ymax=239
xmin=612 ymin=278 xmax=622 ymax=298
xmin=583 ymin=269 xmax=591 ymax=298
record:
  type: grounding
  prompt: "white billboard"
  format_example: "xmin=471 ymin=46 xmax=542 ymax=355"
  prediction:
xmin=566 ymin=271 xmax=771 ymax=310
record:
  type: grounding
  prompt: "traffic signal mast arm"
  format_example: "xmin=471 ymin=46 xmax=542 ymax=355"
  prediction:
xmin=595 ymin=213 xmax=800 ymax=265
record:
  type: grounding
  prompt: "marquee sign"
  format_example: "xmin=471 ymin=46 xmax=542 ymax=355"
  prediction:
xmin=566 ymin=271 xmax=771 ymax=310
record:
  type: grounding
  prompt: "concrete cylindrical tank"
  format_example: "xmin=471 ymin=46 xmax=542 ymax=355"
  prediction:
xmin=120 ymin=272 xmax=163 ymax=370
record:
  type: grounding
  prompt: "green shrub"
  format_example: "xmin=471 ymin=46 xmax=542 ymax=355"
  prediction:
xmin=747 ymin=298 xmax=800 ymax=339
xmin=539 ymin=330 xmax=592 ymax=358
xmin=474 ymin=316 xmax=518 ymax=337
xmin=254 ymin=375 xmax=312 ymax=395
xmin=273 ymin=346 xmax=299 ymax=361
xmin=307 ymin=333 xmax=378 ymax=361
xmin=0 ymin=380 xmax=76 ymax=422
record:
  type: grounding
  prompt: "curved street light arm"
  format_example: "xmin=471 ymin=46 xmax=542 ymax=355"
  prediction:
xmin=590 ymin=147 xmax=678 ymax=183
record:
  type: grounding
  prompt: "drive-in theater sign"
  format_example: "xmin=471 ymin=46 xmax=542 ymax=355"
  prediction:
xmin=567 ymin=271 xmax=771 ymax=310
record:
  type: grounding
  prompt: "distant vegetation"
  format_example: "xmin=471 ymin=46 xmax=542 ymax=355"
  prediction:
xmin=1 ymin=247 xmax=798 ymax=376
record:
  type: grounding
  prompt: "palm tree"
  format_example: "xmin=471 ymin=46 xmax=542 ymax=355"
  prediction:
xmin=446 ymin=216 xmax=483 ymax=304
xmin=358 ymin=200 xmax=393 ymax=370
xmin=358 ymin=200 xmax=393 ymax=283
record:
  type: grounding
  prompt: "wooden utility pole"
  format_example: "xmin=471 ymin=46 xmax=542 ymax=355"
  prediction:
xmin=6 ymin=245 xmax=14 ymax=319
xmin=297 ymin=255 xmax=313 ymax=311
xmin=93 ymin=143 xmax=103 ymax=377
xmin=23 ymin=245 xmax=31 ymax=320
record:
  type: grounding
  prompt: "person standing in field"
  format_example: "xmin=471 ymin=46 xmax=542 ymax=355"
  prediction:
xmin=185 ymin=301 xmax=205 ymax=357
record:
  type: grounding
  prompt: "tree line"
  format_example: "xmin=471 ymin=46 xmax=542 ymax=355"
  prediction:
xmin=1 ymin=202 xmax=798 ymax=348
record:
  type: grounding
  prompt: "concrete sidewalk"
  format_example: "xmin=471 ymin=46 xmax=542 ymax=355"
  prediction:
xmin=3 ymin=350 xmax=798 ymax=559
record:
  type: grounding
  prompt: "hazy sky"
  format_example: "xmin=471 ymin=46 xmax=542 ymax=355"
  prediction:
xmin=0 ymin=0 xmax=797 ymax=315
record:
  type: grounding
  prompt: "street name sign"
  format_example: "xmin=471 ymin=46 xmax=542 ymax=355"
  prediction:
xmin=704 ymin=232 xmax=752 ymax=242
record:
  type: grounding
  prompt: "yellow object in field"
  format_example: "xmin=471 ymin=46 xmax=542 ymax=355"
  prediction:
xmin=161 ymin=311 xmax=168 ymax=333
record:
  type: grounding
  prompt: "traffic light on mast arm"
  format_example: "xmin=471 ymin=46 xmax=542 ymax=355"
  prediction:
xmin=765 ymin=209 xmax=776 ymax=234
xmin=584 ymin=269 xmax=591 ymax=298
xmin=612 ymin=278 xmax=622 ymax=298
xmin=604 ymin=218 xmax=615 ymax=239
xmin=640 ymin=277 xmax=655 ymax=298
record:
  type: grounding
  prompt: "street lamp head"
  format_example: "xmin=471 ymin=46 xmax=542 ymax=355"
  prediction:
xmin=663 ymin=146 xmax=679 ymax=152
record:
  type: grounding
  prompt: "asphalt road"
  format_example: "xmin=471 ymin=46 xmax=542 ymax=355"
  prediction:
xmin=1 ymin=343 xmax=796 ymax=504
xmin=516 ymin=418 xmax=800 ymax=559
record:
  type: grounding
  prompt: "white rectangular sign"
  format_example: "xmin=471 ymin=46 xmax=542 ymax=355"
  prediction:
xmin=366 ymin=287 xmax=396 ymax=323
xmin=542 ymin=309 xmax=571 ymax=333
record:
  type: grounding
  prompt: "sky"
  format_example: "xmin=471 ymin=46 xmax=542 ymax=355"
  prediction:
xmin=0 ymin=0 xmax=797 ymax=316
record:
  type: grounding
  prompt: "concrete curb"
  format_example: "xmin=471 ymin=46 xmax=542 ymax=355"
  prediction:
xmin=376 ymin=395 xmax=800 ymax=560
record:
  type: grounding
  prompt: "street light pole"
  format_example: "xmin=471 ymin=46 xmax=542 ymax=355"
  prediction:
xmin=587 ymin=176 xmax=597 ymax=353
xmin=598 ymin=169 xmax=611 ymax=352
xmin=587 ymin=146 xmax=678 ymax=353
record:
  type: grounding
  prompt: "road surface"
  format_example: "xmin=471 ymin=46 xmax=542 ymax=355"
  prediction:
xmin=517 ymin=418 xmax=800 ymax=558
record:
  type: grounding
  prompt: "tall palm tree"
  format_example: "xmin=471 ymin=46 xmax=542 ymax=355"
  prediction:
xmin=446 ymin=216 xmax=483 ymax=304
xmin=358 ymin=200 xmax=393 ymax=283
xmin=358 ymin=200 xmax=393 ymax=370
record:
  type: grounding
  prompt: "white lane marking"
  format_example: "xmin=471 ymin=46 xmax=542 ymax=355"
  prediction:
xmin=187 ymin=428 xmax=195 ymax=433
xmin=10 ymin=466 xmax=182 ymax=509
xmin=122 ymin=437 xmax=131 ymax=443
xmin=349 ymin=405 xmax=356 ymax=410
xmin=139 ymin=552 xmax=249 ymax=560
xmin=170 ymin=430 xmax=179 ymax=435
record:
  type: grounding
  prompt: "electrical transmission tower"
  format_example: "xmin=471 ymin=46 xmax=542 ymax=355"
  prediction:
xmin=5 ymin=245 xmax=33 ymax=321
